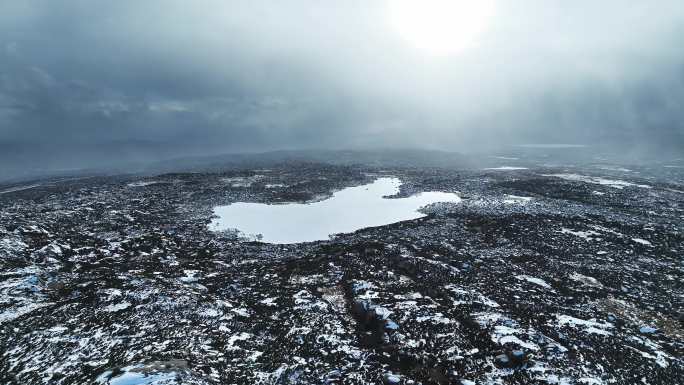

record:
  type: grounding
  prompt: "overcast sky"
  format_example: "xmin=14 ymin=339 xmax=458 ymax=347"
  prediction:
xmin=1 ymin=0 xmax=683 ymax=173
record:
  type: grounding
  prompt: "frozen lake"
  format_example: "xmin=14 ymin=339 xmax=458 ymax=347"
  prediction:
xmin=209 ymin=177 xmax=461 ymax=244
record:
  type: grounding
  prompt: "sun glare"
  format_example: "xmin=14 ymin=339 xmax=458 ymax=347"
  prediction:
xmin=388 ymin=0 xmax=495 ymax=55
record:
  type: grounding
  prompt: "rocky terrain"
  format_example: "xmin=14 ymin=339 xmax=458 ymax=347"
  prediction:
xmin=1 ymin=158 xmax=683 ymax=384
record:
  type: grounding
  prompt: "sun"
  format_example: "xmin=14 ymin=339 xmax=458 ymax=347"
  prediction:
xmin=388 ymin=0 xmax=495 ymax=55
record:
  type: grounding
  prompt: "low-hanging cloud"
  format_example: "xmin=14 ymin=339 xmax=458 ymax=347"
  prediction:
xmin=1 ymin=0 xmax=683 ymax=175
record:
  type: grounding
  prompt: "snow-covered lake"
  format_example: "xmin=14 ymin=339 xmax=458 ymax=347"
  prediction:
xmin=209 ymin=177 xmax=461 ymax=244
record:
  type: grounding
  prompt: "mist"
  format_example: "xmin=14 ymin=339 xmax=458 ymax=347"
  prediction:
xmin=1 ymin=0 xmax=683 ymax=178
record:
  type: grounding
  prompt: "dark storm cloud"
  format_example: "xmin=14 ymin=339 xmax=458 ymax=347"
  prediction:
xmin=1 ymin=0 xmax=683 ymax=174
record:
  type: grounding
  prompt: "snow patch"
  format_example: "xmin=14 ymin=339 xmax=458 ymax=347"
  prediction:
xmin=631 ymin=238 xmax=652 ymax=246
xmin=569 ymin=273 xmax=603 ymax=288
xmin=485 ymin=167 xmax=529 ymax=171
xmin=559 ymin=228 xmax=600 ymax=241
xmin=502 ymin=195 xmax=533 ymax=204
xmin=542 ymin=174 xmax=650 ymax=189
xmin=103 ymin=301 xmax=131 ymax=313
xmin=127 ymin=181 xmax=162 ymax=187
xmin=516 ymin=275 xmax=552 ymax=289
xmin=555 ymin=314 xmax=613 ymax=336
